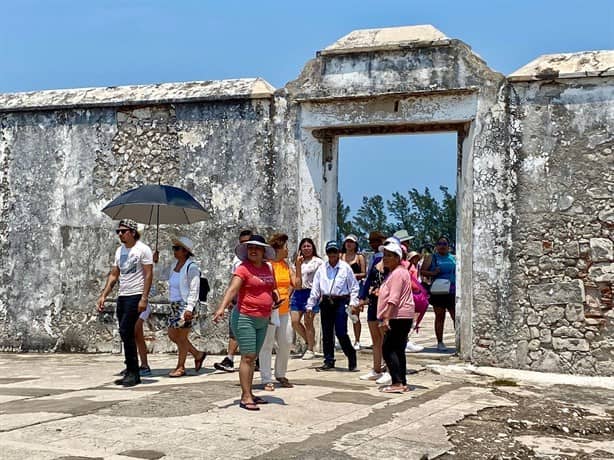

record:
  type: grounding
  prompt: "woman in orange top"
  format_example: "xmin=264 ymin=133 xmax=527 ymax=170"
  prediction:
xmin=259 ymin=233 xmax=295 ymax=390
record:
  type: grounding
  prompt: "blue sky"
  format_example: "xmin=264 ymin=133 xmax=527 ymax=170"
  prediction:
xmin=1 ymin=0 xmax=612 ymax=214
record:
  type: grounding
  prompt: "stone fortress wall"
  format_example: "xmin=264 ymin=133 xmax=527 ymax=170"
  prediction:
xmin=0 ymin=25 xmax=612 ymax=375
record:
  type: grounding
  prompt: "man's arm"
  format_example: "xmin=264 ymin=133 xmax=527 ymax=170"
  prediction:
xmin=347 ymin=266 xmax=360 ymax=306
xmin=139 ymin=264 xmax=153 ymax=313
xmin=305 ymin=267 xmax=322 ymax=311
xmin=97 ymin=267 xmax=120 ymax=312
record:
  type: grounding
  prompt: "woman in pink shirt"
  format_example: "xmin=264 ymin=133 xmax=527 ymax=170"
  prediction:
xmin=377 ymin=242 xmax=415 ymax=393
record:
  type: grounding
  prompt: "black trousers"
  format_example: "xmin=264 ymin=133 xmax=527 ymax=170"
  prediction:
xmin=116 ymin=294 xmax=141 ymax=374
xmin=320 ymin=297 xmax=356 ymax=366
xmin=382 ymin=318 xmax=413 ymax=385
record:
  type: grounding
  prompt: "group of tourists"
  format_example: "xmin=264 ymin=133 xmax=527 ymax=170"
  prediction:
xmin=97 ymin=220 xmax=456 ymax=412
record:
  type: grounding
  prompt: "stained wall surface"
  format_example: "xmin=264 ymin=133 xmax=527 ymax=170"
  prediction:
xmin=0 ymin=26 xmax=612 ymax=375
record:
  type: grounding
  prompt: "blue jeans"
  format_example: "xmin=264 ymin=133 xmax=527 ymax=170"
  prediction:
xmin=319 ymin=296 xmax=356 ymax=366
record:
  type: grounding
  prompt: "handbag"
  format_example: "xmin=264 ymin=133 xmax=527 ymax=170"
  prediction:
xmin=429 ymin=253 xmax=451 ymax=295
xmin=410 ymin=273 xmax=429 ymax=313
xmin=188 ymin=262 xmax=210 ymax=302
xmin=430 ymin=278 xmax=451 ymax=295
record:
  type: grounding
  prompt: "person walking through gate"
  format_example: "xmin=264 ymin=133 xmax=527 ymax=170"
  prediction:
xmin=153 ymin=236 xmax=206 ymax=377
xmin=213 ymin=229 xmax=253 ymax=372
xmin=421 ymin=236 xmax=456 ymax=352
xmin=259 ymin=233 xmax=295 ymax=391
xmin=213 ymin=234 xmax=280 ymax=411
xmin=358 ymin=231 xmax=387 ymax=383
xmin=290 ymin=238 xmax=323 ymax=360
xmin=306 ymin=241 xmax=359 ymax=372
xmin=97 ymin=219 xmax=153 ymax=387
xmin=341 ymin=234 xmax=366 ymax=351
xmin=377 ymin=241 xmax=415 ymax=393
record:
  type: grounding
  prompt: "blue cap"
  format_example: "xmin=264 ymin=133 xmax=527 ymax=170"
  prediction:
xmin=325 ymin=240 xmax=340 ymax=253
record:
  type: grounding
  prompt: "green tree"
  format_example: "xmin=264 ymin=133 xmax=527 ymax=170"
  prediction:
xmin=386 ymin=186 xmax=456 ymax=248
xmin=336 ymin=192 xmax=356 ymax=242
xmin=352 ymin=195 xmax=392 ymax=247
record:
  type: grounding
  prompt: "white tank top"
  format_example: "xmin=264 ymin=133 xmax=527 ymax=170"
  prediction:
xmin=169 ymin=270 xmax=182 ymax=302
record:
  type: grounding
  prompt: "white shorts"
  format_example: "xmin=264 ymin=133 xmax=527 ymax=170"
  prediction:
xmin=139 ymin=304 xmax=152 ymax=321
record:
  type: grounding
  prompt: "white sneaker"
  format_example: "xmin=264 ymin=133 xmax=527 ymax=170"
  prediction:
xmin=376 ymin=372 xmax=392 ymax=385
xmin=301 ymin=350 xmax=315 ymax=360
xmin=360 ymin=369 xmax=382 ymax=381
xmin=436 ymin=342 xmax=448 ymax=352
xmin=406 ymin=341 xmax=424 ymax=353
xmin=353 ymin=341 xmax=361 ymax=351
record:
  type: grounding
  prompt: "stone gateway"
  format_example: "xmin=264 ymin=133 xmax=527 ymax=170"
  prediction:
xmin=0 ymin=25 xmax=612 ymax=375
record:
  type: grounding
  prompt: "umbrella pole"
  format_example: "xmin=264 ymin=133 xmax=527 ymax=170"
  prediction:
xmin=155 ymin=205 xmax=160 ymax=252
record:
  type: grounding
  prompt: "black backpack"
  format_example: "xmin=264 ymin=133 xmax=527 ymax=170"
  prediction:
xmin=188 ymin=262 xmax=210 ymax=302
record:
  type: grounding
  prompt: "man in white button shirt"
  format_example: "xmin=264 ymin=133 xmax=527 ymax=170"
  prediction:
xmin=307 ymin=241 xmax=359 ymax=371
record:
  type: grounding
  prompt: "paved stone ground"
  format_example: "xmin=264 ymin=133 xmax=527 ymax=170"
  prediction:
xmin=1 ymin=312 xmax=612 ymax=460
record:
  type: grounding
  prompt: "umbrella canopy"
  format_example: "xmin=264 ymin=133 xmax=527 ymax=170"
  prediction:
xmin=102 ymin=184 xmax=208 ymax=225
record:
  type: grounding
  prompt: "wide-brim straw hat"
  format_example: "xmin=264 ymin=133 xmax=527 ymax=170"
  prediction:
xmin=172 ymin=236 xmax=195 ymax=255
xmin=235 ymin=234 xmax=276 ymax=261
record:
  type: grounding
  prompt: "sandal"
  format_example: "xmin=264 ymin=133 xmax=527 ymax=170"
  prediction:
xmin=380 ymin=385 xmax=408 ymax=394
xmin=239 ymin=401 xmax=260 ymax=411
xmin=252 ymin=396 xmax=269 ymax=405
xmin=194 ymin=352 xmax=207 ymax=372
xmin=264 ymin=382 xmax=275 ymax=391
xmin=276 ymin=377 xmax=294 ymax=388
xmin=168 ymin=368 xmax=186 ymax=378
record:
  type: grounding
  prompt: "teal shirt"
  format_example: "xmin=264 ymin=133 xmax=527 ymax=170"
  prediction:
xmin=429 ymin=253 xmax=456 ymax=285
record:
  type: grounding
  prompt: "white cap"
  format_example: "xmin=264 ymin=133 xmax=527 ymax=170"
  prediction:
xmin=379 ymin=242 xmax=403 ymax=258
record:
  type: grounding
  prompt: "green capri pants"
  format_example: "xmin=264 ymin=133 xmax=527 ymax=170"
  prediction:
xmin=230 ymin=306 xmax=270 ymax=355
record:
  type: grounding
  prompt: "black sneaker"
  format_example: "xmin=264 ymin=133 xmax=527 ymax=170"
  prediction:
xmin=348 ymin=356 xmax=358 ymax=372
xmin=214 ymin=357 xmax=235 ymax=373
xmin=315 ymin=362 xmax=335 ymax=372
xmin=120 ymin=372 xmax=141 ymax=387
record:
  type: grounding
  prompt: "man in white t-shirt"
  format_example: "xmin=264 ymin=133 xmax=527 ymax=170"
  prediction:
xmin=97 ymin=219 xmax=153 ymax=387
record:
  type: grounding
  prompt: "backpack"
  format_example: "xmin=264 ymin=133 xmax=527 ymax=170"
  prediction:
xmin=188 ymin=262 xmax=210 ymax=302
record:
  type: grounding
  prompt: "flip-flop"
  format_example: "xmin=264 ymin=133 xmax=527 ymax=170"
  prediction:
xmin=239 ymin=401 xmax=260 ymax=411
xmin=194 ymin=352 xmax=207 ymax=372
xmin=168 ymin=369 xmax=186 ymax=378
xmin=276 ymin=377 xmax=294 ymax=388
xmin=252 ymin=396 xmax=269 ymax=404
xmin=264 ymin=383 xmax=275 ymax=391
xmin=380 ymin=385 xmax=409 ymax=394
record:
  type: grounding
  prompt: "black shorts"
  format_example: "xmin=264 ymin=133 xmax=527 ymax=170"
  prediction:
xmin=367 ymin=295 xmax=378 ymax=322
xmin=430 ymin=293 xmax=455 ymax=310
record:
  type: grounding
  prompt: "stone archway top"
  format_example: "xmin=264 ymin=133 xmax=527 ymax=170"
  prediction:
xmin=0 ymin=77 xmax=276 ymax=113
xmin=320 ymin=24 xmax=451 ymax=55
xmin=508 ymin=50 xmax=614 ymax=81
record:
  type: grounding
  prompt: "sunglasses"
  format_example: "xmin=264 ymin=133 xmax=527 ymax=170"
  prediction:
xmin=171 ymin=245 xmax=184 ymax=251
xmin=437 ymin=242 xmax=449 ymax=246
xmin=115 ymin=229 xmax=131 ymax=235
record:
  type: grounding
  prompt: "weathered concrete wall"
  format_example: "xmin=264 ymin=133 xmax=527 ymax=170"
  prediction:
xmin=0 ymin=26 xmax=612 ymax=375
xmin=0 ymin=79 xmax=296 ymax=354
xmin=502 ymin=76 xmax=614 ymax=375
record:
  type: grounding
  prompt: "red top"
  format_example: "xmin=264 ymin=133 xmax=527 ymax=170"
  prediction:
xmin=234 ymin=261 xmax=276 ymax=318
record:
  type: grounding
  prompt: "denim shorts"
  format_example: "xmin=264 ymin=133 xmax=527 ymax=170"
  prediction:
xmin=290 ymin=289 xmax=319 ymax=313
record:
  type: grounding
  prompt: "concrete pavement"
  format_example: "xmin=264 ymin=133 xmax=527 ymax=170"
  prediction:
xmin=0 ymin=312 xmax=612 ymax=459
